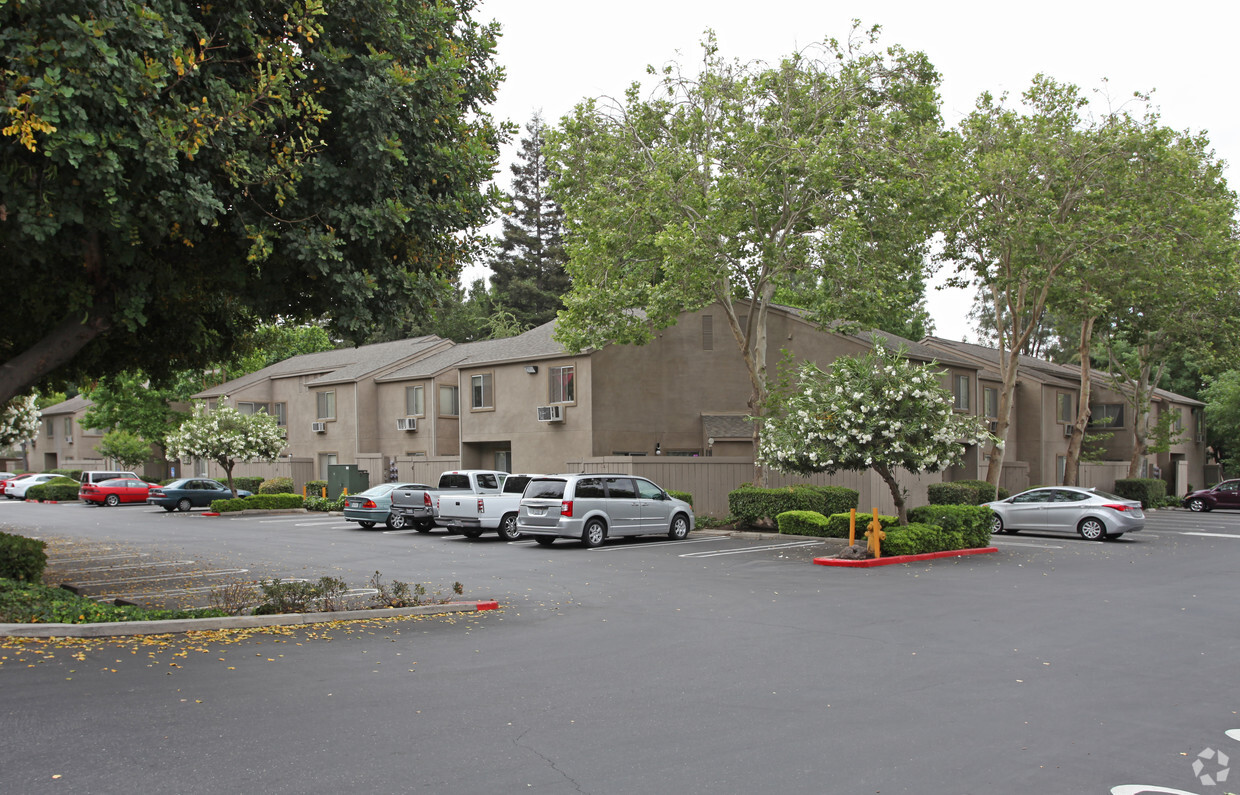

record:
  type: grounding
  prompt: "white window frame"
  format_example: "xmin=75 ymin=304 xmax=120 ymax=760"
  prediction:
xmin=405 ymin=386 xmax=425 ymax=417
xmin=550 ymin=365 xmax=575 ymax=404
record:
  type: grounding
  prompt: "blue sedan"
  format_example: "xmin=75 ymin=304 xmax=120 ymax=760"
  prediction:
xmin=344 ymin=482 xmax=431 ymax=529
xmin=148 ymin=478 xmax=252 ymax=512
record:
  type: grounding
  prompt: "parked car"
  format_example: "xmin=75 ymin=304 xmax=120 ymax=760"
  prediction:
xmin=984 ymin=486 xmax=1145 ymax=541
xmin=389 ymin=470 xmax=508 ymax=532
xmin=81 ymin=477 xmax=160 ymax=507
xmin=7 ymin=473 xmax=66 ymax=500
xmin=80 ymin=470 xmax=141 ymax=486
xmin=1183 ymin=480 xmax=1240 ymax=512
xmin=1 ymin=473 xmax=34 ymax=499
xmin=344 ymin=482 xmax=432 ymax=530
xmin=439 ymin=473 xmax=542 ymax=541
xmin=516 ymin=473 xmax=695 ymax=548
xmin=147 ymin=478 xmax=252 ymax=512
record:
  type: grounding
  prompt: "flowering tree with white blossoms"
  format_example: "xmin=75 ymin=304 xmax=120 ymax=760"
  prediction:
xmin=758 ymin=343 xmax=993 ymax=524
xmin=165 ymin=405 xmax=285 ymax=497
xmin=0 ymin=394 xmax=41 ymax=449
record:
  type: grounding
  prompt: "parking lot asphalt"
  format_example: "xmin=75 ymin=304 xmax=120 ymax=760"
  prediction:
xmin=3 ymin=501 xmax=1240 ymax=794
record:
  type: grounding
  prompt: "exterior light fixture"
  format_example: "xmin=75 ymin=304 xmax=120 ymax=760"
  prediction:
xmin=524 ymin=365 xmax=538 ymax=374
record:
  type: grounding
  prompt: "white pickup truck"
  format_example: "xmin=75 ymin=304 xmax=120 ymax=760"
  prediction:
xmin=437 ymin=473 xmax=540 ymax=541
xmin=388 ymin=470 xmax=507 ymax=532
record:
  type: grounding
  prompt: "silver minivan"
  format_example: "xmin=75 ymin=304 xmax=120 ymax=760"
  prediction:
xmin=516 ymin=473 xmax=694 ymax=547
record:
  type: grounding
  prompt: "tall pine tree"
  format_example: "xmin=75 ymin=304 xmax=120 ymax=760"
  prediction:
xmin=489 ymin=112 xmax=570 ymax=327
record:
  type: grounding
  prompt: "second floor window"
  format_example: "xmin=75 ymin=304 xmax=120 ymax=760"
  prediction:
xmin=439 ymin=385 xmax=459 ymax=417
xmin=316 ymin=391 xmax=336 ymax=420
xmin=273 ymin=402 xmax=287 ymax=426
xmin=1089 ymin=403 xmax=1123 ymax=428
xmin=550 ymin=365 xmax=575 ymax=404
xmin=953 ymin=375 xmax=969 ymax=411
xmin=405 ymin=386 xmax=424 ymax=416
xmin=471 ymin=373 xmax=493 ymax=410
xmin=983 ymin=387 xmax=999 ymax=420
xmin=1057 ymin=393 xmax=1074 ymax=425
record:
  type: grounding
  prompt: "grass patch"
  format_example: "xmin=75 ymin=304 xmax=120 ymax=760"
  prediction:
xmin=0 ymin=578 xmax=227 ymax=624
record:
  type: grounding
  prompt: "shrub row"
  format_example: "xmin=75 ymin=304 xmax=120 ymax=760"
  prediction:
xmin=926 ymin=480 xmax=1008 ymax=505
xmin=777 ymin=511 xmax=900 ymax=539
xmin=881 ymin=523 xmax=965 ymax=557
xmin=0 ymin=578 xmax=225 ymax=623
xmin=775 ymin=505 xmax=994 ymax=555
xmin=306 ymin=480 xmax=328 ymax=496
xmin=210 ymin=493 xmax=306 ymax=512
xmin=1112 ymin=478 xmax=1166 ymax=508
xmin=304 ymin=494 xmax=346 ymax=512
xmin=729 ymin=484 xmax=858 ymax=528
xmin=667 ymin=489 xmax=693 ymax=507
xmin=48 ymin=468 xmax=83 ymax=481
xmin=25 ymin=477 xmax=81 ymax=502
xmin=231 ymin=476 xmax=265 ymax=493
xmin=907 ymin=505 xmax=994 ymax=549
xmin=0 ymin=532 xmax=47 ymax=581
xmin=259 ymin=477 xmax=295 ymax=494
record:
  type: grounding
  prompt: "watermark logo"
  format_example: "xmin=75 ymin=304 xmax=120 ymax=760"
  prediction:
xmin=1192 ymin=748 xmax=1230 ymax=787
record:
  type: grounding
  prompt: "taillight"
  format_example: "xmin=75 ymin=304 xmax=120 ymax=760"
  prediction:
xmin=561 ymin=500 xmax=573 ymax=517
xmin=423 ymin=492 xmax=432 ymax=508
xmin=363 ymin=499 xmax=377 ymax=509
xmin=478 ymin=498 xmax=485 ymax=514
xmin=1102 ymin=504 xmax=1132 ymax=512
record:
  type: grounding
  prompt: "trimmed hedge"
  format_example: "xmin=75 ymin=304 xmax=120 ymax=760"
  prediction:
xmin=667 ymin=489 xmax=693 ymax=507
xmin=1112 ymin=478 xmax=1166 ymax=509
xmin=775 ymin=510 xmax=831 ymax=536
xmin=881 ymin=523 xmax=965 ymax=557
xmin=26 ymin=477 xmax=81 ymax=502
xmin=908 ymin=505 xmax=994 ymax=549
xmin=926 ymin=482 xmax=978 ymax=505
xmin=49 ymin=468 xmax=83 ymax=481
xmin=0 ymin=532 xmax=47 ymax=581
xmin=821 ymin=511 xmax=899 ymax=539
xmin=258 ymin=476 xmax=295 ymax=494
xmin=728 ymin=484 xmax=858 ymax=528
xmin=210 ymin=493 xmax=306 ymax=512
xmin=306 ymin=480 xmax=328 ymax=497
xmin=231 ymin=476 xmax=265 ymax=493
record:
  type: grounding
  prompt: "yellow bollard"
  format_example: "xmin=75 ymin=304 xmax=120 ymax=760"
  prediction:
xmin=342 ymin=487 xmax=348 ymax=497
xmin=848 ymin=508 xmax=857 ymax=546
xmin=865 ymin=508 xmax=886 ymax=559
xmin=321 ymin=486 xmax=327 ymax=498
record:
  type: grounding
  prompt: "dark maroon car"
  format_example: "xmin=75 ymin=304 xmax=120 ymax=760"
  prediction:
xmin=1183 ymin=480 xmax=1240 ymax=512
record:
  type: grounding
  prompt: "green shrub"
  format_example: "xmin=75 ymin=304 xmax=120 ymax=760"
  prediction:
xmin=926 ymin=482 xmax=979 ymax=505
xmin=231 ymin=476 xmax=265 ymax=493
xmin=951 ymin=479 xmax=999 ymax=502
xmin=258 ymin=476 xmax=295 ymax=494
xmin=821 ymin=511 xmax=899 ymax=539
xmin=25 ymin=477 xmax=81 ymax=502
xmin=908 ymin=505 xmax=995 ymax=549
xmin=49 ymin=468 xmax=83 ymax=481
xmin=880 ymin=522 xmax=965 ymax=557
xmin=667 ymin=489 xmax=693 ymax=507
xmin=304 ymin=494 xmax=346 ymax=512
xmin=0 ymin=532 xmax=47 ymax=581
xmin=211 ymin=494 xmax=305 ymax=512
xmin=305 ymin=480 xmax=328 ymax=496
xmin=728 ymin=484 xmax=859 ymax=528
xmin=775 ymin=510 xmax=830 ymax=536
xmin=1112 ymin=478 xmax=1166 ymax=509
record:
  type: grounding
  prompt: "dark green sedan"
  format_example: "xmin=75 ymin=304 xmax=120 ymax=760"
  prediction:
xmin=147 ymin=478 xmax=252 ymax=512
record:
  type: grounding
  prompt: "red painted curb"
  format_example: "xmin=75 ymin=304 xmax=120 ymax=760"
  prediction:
xmin=814 ymin=547 xmax=999 ymax=568
xmin=202 ymin=512 xmax=220 ymax=516
xmin=475 ymin=600 xmax=500 ymax=611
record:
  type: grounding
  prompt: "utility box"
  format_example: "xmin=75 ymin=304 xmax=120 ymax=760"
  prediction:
xmin=327 ymin=464 xmax=369 ymax=499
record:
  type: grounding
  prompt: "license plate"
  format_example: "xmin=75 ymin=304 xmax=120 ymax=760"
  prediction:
xmin=529 ymin=507 xmax=546 ymax=516
xmin=347 ymin=499 xmax=361 ymax=508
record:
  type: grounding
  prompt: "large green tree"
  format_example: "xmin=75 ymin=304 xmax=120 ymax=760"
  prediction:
xmin=488 ymin=111 xmax=570 ymax=328
xmin=0 ymin=0 xmax=506 ymax=406
xmin=548 ymin=26 xmax=949 ymax=480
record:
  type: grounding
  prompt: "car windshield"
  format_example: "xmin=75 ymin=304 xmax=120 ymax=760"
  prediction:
xmin=525 ymin=479 xmax=566 ymax=499
xmin=357 ymin=484 xmax=399 ymax=498
xmin=1090 ymin=489 xmax=1126 ymax=501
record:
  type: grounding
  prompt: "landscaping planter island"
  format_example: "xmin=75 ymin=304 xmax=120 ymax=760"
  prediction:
xmin=815 ymin=547 xmax=999 ymax=568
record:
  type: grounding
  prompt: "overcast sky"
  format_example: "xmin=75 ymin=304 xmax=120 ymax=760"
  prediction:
xmin=472 ymin=0 xmax=1240 ymax=341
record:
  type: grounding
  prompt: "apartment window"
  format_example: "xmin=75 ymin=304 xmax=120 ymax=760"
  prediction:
xmin=702 ymin=315 xmax=713 ymax=351
xmin=1170 ymin=408 xmax=1183 ymax=432
xmin=45 ymin=418 xmax=55 ymax=437
xmin=983 ymin=387 xmax=999 ymax=420
xmin=405 ymin=386 xmax=424 ymax=417
xmin=316 ymin=391 xmax=336 ymax=420
xmin=471 ymin=373 xmax=493 ymax=410
xmin=1056 ymin=393 xmax=1074 ymax=424
xmin=272 ymin=402 xmax=287 ymax=427
xmin=1089 ymin=403 xmax=1124 ymax=428
xmin=550 ymin=365 xmax=575 ymax=404
xmin=953 ymin=375 xmax=970 ymax=411
xmin=237 ymin=401 xmax=268 ymax=416
xmin=439 ymin=385 xmax=459 ymax=417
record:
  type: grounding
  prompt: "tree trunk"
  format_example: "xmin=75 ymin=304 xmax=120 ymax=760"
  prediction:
xmin=1062 ymin=316 xmax=1096 ymax=486
xmin=985 ymin=345 xmax=1020 ymax=488
xmin=0 ymin=309 xmax=112 ymax=407
xmin=1127 ymin=357 xmax=1155 ymax=478
xmin=720 ymin=285 xmax=774 ymax=486
xmin=875 ymin=463 xmax=908 ymax=525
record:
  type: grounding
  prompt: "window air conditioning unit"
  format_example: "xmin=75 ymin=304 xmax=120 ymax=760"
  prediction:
xmin=1063 ymin=424 xmax=1073 ymax=437
xmin=311 ymin=421 xmax=327 ymax=433
xmin=65 ymin=435 xmax=73 ymax=444
xmin=1196 ymin=433 xmax=1205 ymax=443
xmin=396 ymin=417 xmax=417 ymax=432
xmin=536 ymin=405 xmax=564 ymax=423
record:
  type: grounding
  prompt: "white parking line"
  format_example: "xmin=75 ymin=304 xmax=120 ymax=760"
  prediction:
xmin=591 ymin=536 xmax=728 ymax=552
xmin=989 ymin=539 xmax=1065 ymax=549
xmin=81 ymin=568 xmax=251 ymax=587
xmin=49 ymin=552 xmax=147 ymax=563
xmin=679 ymin=540 xmax=825 ymax=558
xmin=1182 ymin=531 xmax=1240 ymax=539
xmin=63 ymin=559 xmax=194 ymax=573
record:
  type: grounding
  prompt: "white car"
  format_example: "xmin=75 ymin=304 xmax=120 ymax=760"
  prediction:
xmin=7 ymin=473 xmax=65 ymax=499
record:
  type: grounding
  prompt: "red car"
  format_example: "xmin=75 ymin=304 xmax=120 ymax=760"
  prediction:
xmin=80 ymin=477 xmax=160 ymax=507
xmin=1 ymin=473 xmax=34 ymax=499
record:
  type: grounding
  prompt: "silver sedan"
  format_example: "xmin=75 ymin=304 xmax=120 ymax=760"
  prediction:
xmin=984 ymin=486 xmax=1145 ymax=541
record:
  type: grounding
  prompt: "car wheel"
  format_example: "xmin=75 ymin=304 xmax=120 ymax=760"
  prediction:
xmin=162 ymin=505 xmax=176 ymax=512
xmin=386 ymin=513 xmax=407 ymax=531
xmin=1078 ymin=517 xmax=1107 ymax=541
xmin=462 ymin=529 xmax=484 ymax=539
xmin=1187 ymin=498 xmax=1208 ymax=512
xmin=534 ymin=535 xmax=556 ymax=546
xmin=497 ymin=514 xmax=521 ymax=542
xmin=581 ymin=519 xmax=606 ymax=548
xmin=177 ymin=498 xmax=192 ymax=512
xmin=104 ymin=494 xmax=120 ymax=507
xmin=358 ymin=521 xmax=376 ymax=529
xmin=414 ymin=521 xmax=433 ymax=533
xmin=668 ymin=514 xmax=690 ymax=540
